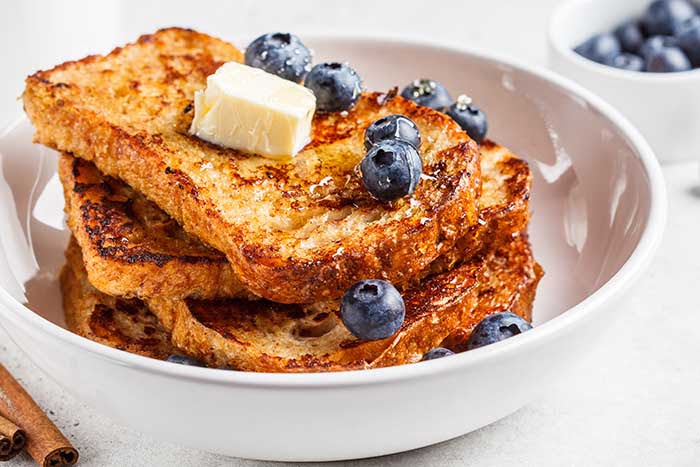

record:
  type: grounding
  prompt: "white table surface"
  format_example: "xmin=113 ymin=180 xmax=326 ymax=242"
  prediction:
xmin=1 ymin=1 xmax=699 ymax=465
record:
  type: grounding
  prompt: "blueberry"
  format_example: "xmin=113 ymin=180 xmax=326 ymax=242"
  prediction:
xmin=340 ymin=279 xmax=405 ymax=341
xmin=400 ymin=79 xmax=452 ymax=110
xmin=444 ymin=95 xmax=488 ymax=144
xmin=605 ymin=53 xmax=646 ymax=71
xmin=672 ymin=14 xmax=700 ymax=35
xmin=360 ymin=140 xmax=422 ymax=202
xmin=422 ymin=347 xmax=455 ymax=361
xmin=646 ymin=46 xmax=693 ymax=71
xmin=465 ymin=312 xmax=532 ymax=350
xmin=364 ymin=114 xmax=421 ymax=150
xmin=677 ymin=17 xmax=700 ymax=65
xmin=245 ymin=33 xmax=312 ymax=83
xmin=639 ymin=35 xmax=680 ymax=58
xmin=166 ymin=354 xmax=204 ymax=366
xmin=304 ymin=62 xmax=362 ymax=112
xmin=614 ymin=20 xmax=645 ymax=53
xmin=642 ymin=0 xmax=696 ymax=36
xmin=574 ymin=33 xmax=621 ymax=64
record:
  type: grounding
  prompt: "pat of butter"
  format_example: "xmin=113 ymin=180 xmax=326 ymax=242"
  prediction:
xmin=189 ymin=61 xmax=316 ymax=159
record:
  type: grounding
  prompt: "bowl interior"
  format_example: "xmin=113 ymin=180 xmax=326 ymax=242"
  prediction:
xmin=0 ymin=38 xmax=656 ymax=337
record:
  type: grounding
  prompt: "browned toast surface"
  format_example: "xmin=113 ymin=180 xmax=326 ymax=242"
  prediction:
xmin=424 ymin=139 xmax=532 ymax=276
xmin=63 ymin=234 xmax=541 ymax=371
xmin=440 ymin=243 xmax=543 ymax=352
xmin=62 ymin=238 xmax=177 ymax=359
xmin=25 ymin=28 xmax=481 ymax=304
xmin=59 ymin=154 xmax=250 ymax=299
xmin=145 ymin=237 xmax=539 ymax=372
xmin=59 ymin=140 xmax=530 ymax=300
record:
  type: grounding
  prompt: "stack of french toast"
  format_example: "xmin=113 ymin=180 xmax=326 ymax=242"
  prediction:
xmin=22 ymin=28 xmax=542 ymax=372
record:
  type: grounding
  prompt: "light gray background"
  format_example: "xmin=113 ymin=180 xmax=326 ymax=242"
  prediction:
xmin=1 ymin=1 xmax=699 ymax=465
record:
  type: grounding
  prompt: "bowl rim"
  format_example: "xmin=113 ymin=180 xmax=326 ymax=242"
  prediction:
xmin=0 ymin=33 xmax=667 ymax=389
xmin=549 ymin=0 xmax=700 ymax=81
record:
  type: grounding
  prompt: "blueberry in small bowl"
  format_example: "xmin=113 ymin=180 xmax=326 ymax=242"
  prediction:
xmin=364 ymin=114 xmax=421 ymax=151
xmin=614 ymin=20 xmax=645 ymax=53
xmin=574 ymin=33 xmax=621 ymax=64
xmin=606 ymin=52 xmax=646 ymax=71
xmin=304 ymin=62 xmax=362 ymax=112
xmin=646 ymin=45 xmax=693 ymax=71
xmin=549 ymin=0 xmax=700 ymax=163
xmin=422 ymin=347 xmax=455 ymax=361
xmin=340 ymin=279 xmax=406 ymax=341
xmin=570 ymin=1 xmax=699 ymax=74
xmin=245 ymin=33 xmax=312 ymax=83
xmin=672 ymin=14 xmax=700 ymax=35
xmin=677 ymin=17 xmax=700 ymax=65
xmin=400 ymin=79 xmax=452 ymax=110
xmin=360 ymin=139 xmax=422 ymax=202
xmin=465 ymin=312 xmax=532 ymax=351
xmin=641 ymin=0 xmax=696 ymax=36
xmin=444 ymin=95 xmax=489 ymax=144
xmin=639 ymin=35 xmax=680 ymax=59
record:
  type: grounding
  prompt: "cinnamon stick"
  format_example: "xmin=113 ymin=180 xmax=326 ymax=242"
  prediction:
xmin=0 ymin=414 xmax=26 ymax=461
xmin=0 ymin=435 xmax=10 ymax=458
xmin=0 ymin=363 xmax=78 ymax=466
xmin=0 ymin=436 xmax=11 ymax=460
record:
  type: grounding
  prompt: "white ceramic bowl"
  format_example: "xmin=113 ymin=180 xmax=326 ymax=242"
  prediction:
xmin=0 ymin=36 xmax=666 ymax=462
xmin=549 ymin=0 xmax=700 ymax=164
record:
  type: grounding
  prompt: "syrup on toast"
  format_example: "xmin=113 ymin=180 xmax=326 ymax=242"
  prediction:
xmin=63 ymin=236 xmax=540 ymax=371
xmin=146 ymin=237 xmax=540 ymax=372
xmin=60 ymin=140 xmax=530 ymax=300
xmin=25 ymin=28 xmax=481 ymax=304
xmin=440 ymin=245 xmax=543 ymax=352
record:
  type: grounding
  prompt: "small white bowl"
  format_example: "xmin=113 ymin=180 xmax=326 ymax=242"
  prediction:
xmin=549 ymin=0 xmax=700 ymax=164
xmin=0 ymin=35 xmax=666 ymax=462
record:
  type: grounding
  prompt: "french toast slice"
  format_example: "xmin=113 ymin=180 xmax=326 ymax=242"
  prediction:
xmin=418 ymin=139 xmax=532 ymax=280
xmin=25 ymin=28 xmax=481 ymax=304
xmin=146 ymin=237 xmax=540 ymax=372
xmin=440 ymin=247 xmax=543 ymax=352
xmin=59 ymin=140 xmax=529 ymax=300
xmin=63 ymin=236 xmax=540 ymax=371
xmin=61 ymin=238 xmax=177 ymax=359
xmin=59 ymin=155 xmax=250 ymax=300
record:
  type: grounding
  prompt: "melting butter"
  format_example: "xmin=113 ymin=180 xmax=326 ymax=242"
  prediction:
xmin=189 ymin=61 xmax=316 ymax=159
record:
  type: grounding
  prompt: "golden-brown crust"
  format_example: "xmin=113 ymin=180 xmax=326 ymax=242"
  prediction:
xmin=62 ymin=233 xmax=541 ymax=371
xmin=25 ymin=28 xmax=481 ymax=304
xmin=422 ymin=140 xmax=532 ymax=276
xmin=59 ymin=154 xmax=251 ymax=299
xmin=61 ymin=238 xmax=178 ymax=359
xmin=440 ymin=237 xmax=543 ymax=353
xmin=143 ymin=237 xmax=539 ymax=372
xmin=59 ymin=139 xmax=529 ymax=303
